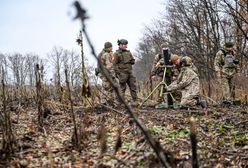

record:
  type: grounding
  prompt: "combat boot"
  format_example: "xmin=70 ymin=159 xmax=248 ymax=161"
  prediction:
xmin=197 ymin=99 xmax=208 ymax=108
xmin=131 ymin=99 xmax=139 ymax=107
xmin=222 ymin=100 xmax=232 ymax=105
xmin=233 ymin=99 xmax=241 ymax=105
xmin=195 ymin=96 xmax=207 ymax=108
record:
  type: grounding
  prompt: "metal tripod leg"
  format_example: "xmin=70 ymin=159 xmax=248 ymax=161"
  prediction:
xmin=140 ymin=66 xmax=178 ymax=108
xmin=140 ymin=80 xmax=166 ymax=107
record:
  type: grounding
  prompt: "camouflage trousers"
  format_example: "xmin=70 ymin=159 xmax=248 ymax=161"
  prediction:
xmin=117 ymin=72 xmax=137 ymax=101
xmin=100 ymin=76 xmax=118 ymax=105
xmin=220 ymin=76 xmax=235 ymax=101
xmin=152 ymin=76 xmax=163 ymax=102
xmin=180 ymin=96 xmax=197 ymax=106
xmin=152 ymin=76 xmax=181 ymax=104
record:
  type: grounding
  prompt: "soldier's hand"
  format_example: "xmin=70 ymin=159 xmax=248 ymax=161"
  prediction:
xmin=236 ymin=72 xmax=241 ymax=77
xmin=151 ymin=75 xmax=157 ymax=80
xmin=95 ymin=68 xmax=100 ymax=76
xmin=216 ymin=72 xmax=221 ymax=78
xmin=155 ymin=62 xmax=161 ymax=68
xmin=172 ymin=76 xmax=177 ymax=81
xmin=115 ymin=72 xmax=119 ymax=78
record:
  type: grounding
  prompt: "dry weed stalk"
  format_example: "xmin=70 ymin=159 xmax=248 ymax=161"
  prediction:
xmin=1 ymin=67 xmax=17 ymax=157
xmin=113 ymin=127 xmax=122 ymax=155
xmin=97 ymin=125 xmax=107 ymax=156
xmin=35 ymin=64 xmax=45 ymax=129
xmin=189 ymin=117 xmax=199 ymax=168
xmin=65 ymin=69 xmax=80 ymax=151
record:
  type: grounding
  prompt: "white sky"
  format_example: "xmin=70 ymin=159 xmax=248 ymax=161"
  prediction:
xmin=0 ymin=0 xmax=164 ymax=66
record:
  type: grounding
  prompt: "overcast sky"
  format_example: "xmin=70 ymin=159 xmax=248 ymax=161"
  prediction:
xmin=0 ymin=0 xmax=164 ymax=66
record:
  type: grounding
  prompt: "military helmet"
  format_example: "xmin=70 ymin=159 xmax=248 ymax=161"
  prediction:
xmin=117 ymin=39 xmax=128 ymax=45
xmin=104 ymin=42 xmax=112 ymax=49
xmin=160 ymin=43 xmax=167 ymax=49
xmin=181 ymin=56 xmax=192 ymax=66
xmin=225 ymin=42 xmax=234 ymax=48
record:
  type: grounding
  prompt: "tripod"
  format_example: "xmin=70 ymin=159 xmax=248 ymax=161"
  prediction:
xmin=140 ymin=65 xmax=177 ymax=108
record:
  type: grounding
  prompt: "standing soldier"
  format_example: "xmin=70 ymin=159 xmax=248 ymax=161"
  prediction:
xmin=98 ymin=42 xmax=117 ymax=105
xmin=113 ymin=39 xmax=138 ymax=106
xmin=214 ymin=42 xmax=240 ymax=104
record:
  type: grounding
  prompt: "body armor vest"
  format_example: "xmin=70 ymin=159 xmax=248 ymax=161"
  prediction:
xmin=223 ymin=53 xmax=235 ymax=68
xmin=119 ymin=50 xmax=133 ymax=64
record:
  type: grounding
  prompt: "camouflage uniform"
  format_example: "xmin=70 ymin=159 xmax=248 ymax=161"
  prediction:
xmin=173 ymin=57 xmax=199 ymax=77
xmin=151 ymin=54 xmax=165 ymax=77
xmin=214 ymin=46 xmax=240 ymax=102
xmin=167 ymin=56 xmax=198 ymax=103
xmin=98 ymin=47 xmax=117 ymax=105
xmin=113 ymin=40 xmax=138 ymax=102
xmin=151 ymin=54 xmax=164 ymax=101
xmin=167 ymin=65 xmax=200 ymax=106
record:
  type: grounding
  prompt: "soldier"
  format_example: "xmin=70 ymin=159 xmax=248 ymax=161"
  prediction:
xmin=214 ymin=42 xmax=240 ymax=104
xmin=166 ymin=56 xmax=200 ymax=107
xmin=97 ymin=42 xmax=117 ymax=105
xmin=170 ymin=54 xmax=199 ymax=78
xmin=113 ymin=39 xmax=138 ymax=105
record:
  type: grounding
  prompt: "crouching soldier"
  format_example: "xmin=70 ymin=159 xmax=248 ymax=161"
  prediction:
xmin=165 ymin=56 xmax=200 ymax=108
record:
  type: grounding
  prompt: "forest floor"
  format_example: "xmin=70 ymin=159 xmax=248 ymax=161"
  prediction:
xmin=1 ymin=101 xmax=248 ymax=168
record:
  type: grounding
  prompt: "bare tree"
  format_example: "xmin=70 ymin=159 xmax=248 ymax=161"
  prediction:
xmin=219 ymin=0 xmax=248 ymax=68
xmin=8 ymin=53 xmax=29 ymax=86
xmin=135 ymin=0 xmax=248 ymax=97
xmin=47 ymin=46 xmax=65 ymax=101
xmin=0 ymin=53 xmax=8 ymax=85
xmin=25 ymin=53 xmax=41 ymax=86
xmin=63 ymin=49 xmax=81 ymax=87
xmin=1 ymin=67 xmax=17 ymax=156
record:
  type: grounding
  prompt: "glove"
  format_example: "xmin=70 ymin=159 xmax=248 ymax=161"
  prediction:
xmin=130 ymin=59 xmax=135 ymax=65
xmin=233 ymin=59 xmax=239 ymax=64
xmin=216 ymin=71 xmax=221 ymax=78
xmin=163 ymin=86 xmax=168 ymax=92
xmin=115 ymin=72 xmax=120 ymax=78
xmin=95 ymin=68 xmax=100 ymax=76
xmin=151 ymin=75 xmax=157 ymax=80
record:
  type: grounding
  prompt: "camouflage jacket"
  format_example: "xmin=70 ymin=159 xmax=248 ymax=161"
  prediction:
xmin=113 ymin=48 xmax=135 ymax=74
xmin=151 ymin=54 xmax=174 ymax=76
xmin=101 ymin=51 xmax=113 ymax=69
xmin=167 ymin=66 xmax=200 ymax=98
xmin=97 ymin=49 xmax=115 ymax=77
xmin=151 ymin=54 xmax=163 ymax=76
xmin=214 ymin=49 xmax=240 ymax=77
xmin=173 ymin=62 xmax=199 ymax=78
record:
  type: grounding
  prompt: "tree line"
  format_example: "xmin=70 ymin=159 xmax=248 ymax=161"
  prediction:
xmin=0 ymin=46 xmax=96 ymax=87
xmin=133 ymin=0 xmax=248 ymax=83
xmin=1 ymin=0 xmax=247 ymax=102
